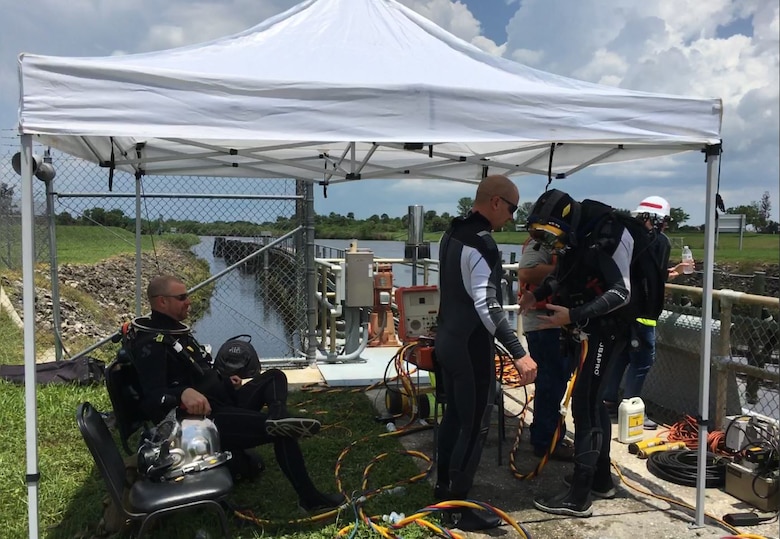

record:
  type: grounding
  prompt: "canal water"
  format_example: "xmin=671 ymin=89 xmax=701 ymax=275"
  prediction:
xmin=189 ymin=236 xmax=291 ymax=358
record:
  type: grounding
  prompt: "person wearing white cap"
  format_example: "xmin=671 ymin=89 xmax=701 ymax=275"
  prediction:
xmin=602 ymin=196 xmax=691 ymax=428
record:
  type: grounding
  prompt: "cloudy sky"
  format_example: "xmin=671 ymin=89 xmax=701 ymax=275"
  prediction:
xmin=1 ymin=0 xmax=777 ymax=225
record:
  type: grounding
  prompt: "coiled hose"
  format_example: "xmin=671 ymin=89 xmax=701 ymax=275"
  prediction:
xmin=646 ymin=449 xmax=729 ymax=488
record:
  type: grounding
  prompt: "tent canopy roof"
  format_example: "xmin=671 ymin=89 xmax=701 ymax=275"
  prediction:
xmin=17 ymin=0 xmax=722 ymax=183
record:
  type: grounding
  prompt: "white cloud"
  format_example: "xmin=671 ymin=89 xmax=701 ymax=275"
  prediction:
xmin=502 ymin=0 xmax=779 ymax=222
xmin=399 ymin=0 xmax=501 ymax=52
xmin=1 ymin=0 xmax=777 ymax=224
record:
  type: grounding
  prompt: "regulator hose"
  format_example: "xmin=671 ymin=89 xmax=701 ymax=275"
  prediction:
xmin=646 ymin=450 xmax=728 ymax=488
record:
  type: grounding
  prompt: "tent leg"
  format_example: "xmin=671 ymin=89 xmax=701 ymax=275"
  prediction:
xmin=20 ymin=134 xmax=41 ymax=539
xmin=304 ymin=180 xmax=317 ymax=364
xmin=693 ymin=142 xmax=721 ymax=528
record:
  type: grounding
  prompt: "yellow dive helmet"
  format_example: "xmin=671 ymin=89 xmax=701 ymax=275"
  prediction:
xmin=526 ymin=189 xmax=579 ymax=252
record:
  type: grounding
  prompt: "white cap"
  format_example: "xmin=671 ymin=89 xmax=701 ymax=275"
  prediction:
xmin=631 ymin=196 xmax=671 ymax=218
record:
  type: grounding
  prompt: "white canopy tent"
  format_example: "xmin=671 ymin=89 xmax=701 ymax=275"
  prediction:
xmin=17 ymin=0 xmax=722 ymax=536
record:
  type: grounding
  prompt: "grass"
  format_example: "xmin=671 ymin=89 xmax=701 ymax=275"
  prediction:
xmin=1 ymin=225 xmax=201 ymax=270
xmin=0 ymin=309 xmax=24 ymax=365
xmin=55 ymin=226 xmax=201 ymax=265
xmin=1 ymin=223 xmax=775 ymax=537
xmin=431 ymin=230 xmax=779 ymax=266
xmin=0 ymin=382 xmax=440 ymax=539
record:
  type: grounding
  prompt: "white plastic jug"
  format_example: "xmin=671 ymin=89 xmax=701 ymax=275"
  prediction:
xmin=617 ymin=397 xmax=645 ymax=444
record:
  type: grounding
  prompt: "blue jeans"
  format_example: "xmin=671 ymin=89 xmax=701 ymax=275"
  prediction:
xmin=603 ymin=321 xmax=656 ymax=403
xmin=526 ymin=328 xmax=572 ymax=451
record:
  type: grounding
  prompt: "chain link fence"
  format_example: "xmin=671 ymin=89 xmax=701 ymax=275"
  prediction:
xmin=0 ymin=132 xmax=49 ymax=270
xmin=644 ymin=282 xmax=779 ymax=428
xmin=2 ymin=130 xmax=778 ymax=419
xmin=1 ymin=130 xmax=308 ymax=363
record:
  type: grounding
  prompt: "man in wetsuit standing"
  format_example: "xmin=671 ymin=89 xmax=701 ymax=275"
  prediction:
xmin=435 ymin=174 xmax=537 ymax=531
xmin=519 ymin=189 xmax=634 ymax=517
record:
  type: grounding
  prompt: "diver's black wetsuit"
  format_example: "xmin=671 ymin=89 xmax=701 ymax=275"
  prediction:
xmin=532 ymin=204 xmax=635 ymax=493
xmin=435 ymin=212 xmax=527 ymax=498
xmin=130 ymin=311 xmax=327 ymax=501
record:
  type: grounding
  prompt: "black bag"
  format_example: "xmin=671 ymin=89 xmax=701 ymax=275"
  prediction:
xmin=0 ymin=356 xmax=105 ymax=385
xmin=587 ymin=204 xmax=670 ymax=321
xmin=214 ymin=335 xmax=260 ymax=378
xmin=618 ymin=213 xmax=670 ymax=320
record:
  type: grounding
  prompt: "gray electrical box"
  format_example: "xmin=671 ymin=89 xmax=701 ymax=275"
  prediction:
xmin=345 ymin=252 xmax=374 ymax=307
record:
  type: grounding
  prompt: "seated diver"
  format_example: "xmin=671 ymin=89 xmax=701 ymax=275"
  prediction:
xmin=129 ymin=274 xmax=343 ymax=512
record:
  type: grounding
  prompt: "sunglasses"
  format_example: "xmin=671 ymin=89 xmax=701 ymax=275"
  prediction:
xmin=497 ymin=195 xmax=518 ymax=214
xmin=155 ymin=293 xmax=189 ymax=301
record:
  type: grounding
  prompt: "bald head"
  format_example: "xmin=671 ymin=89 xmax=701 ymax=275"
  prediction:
xmin=475 ymin=175 xmax=518 ymax=205
xmin=472 ymin=175 xmax=520 ymax=231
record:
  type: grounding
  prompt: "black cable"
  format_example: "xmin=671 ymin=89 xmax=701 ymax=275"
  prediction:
xmin=646 ymin=450 xmax=728 ymax=488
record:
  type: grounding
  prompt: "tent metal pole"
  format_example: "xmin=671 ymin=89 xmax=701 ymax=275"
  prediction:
xmin=134 ymin=176 xmax=142 ymax=316
xmin=44 ymin=175 xmax=63 ymax=361
xmin=20 ymin=133 xmax=40 ymax=539
xmin=694 ymin=142 xmax=721 ymax=527
xmin=304 ymin=179 xmax=317 ymax=364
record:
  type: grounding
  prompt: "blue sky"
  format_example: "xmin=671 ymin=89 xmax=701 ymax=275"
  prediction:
xmin=1 ymin=0 xmax=777 ymax=226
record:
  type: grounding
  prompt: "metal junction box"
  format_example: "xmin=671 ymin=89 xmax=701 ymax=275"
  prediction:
xmin=345 ymin=252 xmax=374 ymax=307
xmin=724 ymin=461 xmax=779 ymax=512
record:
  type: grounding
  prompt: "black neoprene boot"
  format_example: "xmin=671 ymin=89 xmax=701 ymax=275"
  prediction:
xmin=534 ymin=466 xmax=593 ymax=517
xmin=444 ymin=490 xmax=502 ymax=531
xmin=450 ymin=507 xmax=503 ymax=531
xmin=434 ymin=483 xmax=449 ymax=501
xmin=267 ymin=401 xmax=287 ymax=420
xmin=298 ymin=491 xmax=345 ymax=513
xmin=563 ymin=456 xmax=617 ymax=499
xmin=592 ymin=456 xmax=617 ymax=498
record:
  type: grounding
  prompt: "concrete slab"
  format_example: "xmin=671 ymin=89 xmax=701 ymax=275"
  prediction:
xmin=281 ymin=365 xmax=325 ymax=389
xmin=315 ymin=346 xmax=430 ymax=387
xmin=289 ymin=343 xmax=777 ymax=537
xmin=361 ymin=383 xmax=779 ymax=539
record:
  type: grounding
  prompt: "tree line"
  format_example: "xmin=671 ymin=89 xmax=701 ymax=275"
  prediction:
xmin=5 ymin=185 xmax=772 ymax=237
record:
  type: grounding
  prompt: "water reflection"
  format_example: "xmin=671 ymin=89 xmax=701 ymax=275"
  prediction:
xmin=190 ymin=237 xmax=291 ymax=358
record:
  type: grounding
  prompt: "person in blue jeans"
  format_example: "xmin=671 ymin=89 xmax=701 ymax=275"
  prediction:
xmin=518 ymin=239 xmax=574 ymax=459
xmin=602 ymin=196 xmax=689 ymax=427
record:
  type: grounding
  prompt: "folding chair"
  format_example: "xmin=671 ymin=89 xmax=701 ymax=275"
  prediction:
xmin=76 ymin=402 xmax=233 ymax=538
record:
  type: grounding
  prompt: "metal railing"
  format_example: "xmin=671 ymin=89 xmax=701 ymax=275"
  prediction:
xmin=649 ymin=283 xmax=779 ymax=428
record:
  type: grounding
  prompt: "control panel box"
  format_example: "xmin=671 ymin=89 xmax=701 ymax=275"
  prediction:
xmin=725 ymin=461 xmax=779 ymax=512
xmin=395 ymin=285 xmax=439 ymax=342
xmin=345 ymin=252 xmax=374 ymax=307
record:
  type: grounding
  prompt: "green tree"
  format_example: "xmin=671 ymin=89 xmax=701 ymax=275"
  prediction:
xmin=669 ymin=207 xmax=689 ymax=231
xmin=726 ymin=203 xmax=760 ymax=230
xmin=55 ymin=211 xmax=77 ymax=225
xmin=0 ymin=182 xmax=16 ymax=214
xmin=82 ymin=207 xmax=106 ymax=226
xmin=457 ymin=197 xmax=473 ymax=217
xmin=515 ymin=201 xmax=534 ymax=227
xmin=758 ymin=191 xmax=771 ymax=232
